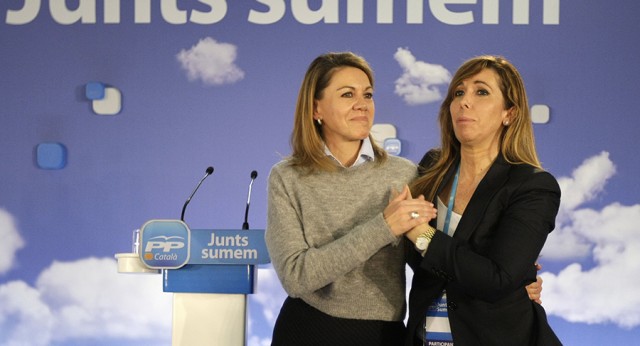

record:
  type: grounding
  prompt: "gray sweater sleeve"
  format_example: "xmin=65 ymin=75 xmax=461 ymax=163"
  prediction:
xmin=265 ymin=164 xmax=400 ymax=298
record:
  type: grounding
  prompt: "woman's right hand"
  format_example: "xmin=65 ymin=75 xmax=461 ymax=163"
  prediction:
xmin=383 ymin=185 xmax=437 ymax=236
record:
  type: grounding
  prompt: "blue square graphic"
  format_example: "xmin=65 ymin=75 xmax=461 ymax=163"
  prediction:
xmin=85 ymin=82 xmax=105 ymax=100
xmin=36 ymin=142 xmax=67 ymax=169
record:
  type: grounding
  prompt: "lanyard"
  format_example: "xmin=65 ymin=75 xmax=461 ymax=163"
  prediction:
xmin=443 ymin=164 xmax=460 ymax=236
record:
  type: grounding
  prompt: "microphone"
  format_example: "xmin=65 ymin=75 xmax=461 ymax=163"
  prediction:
xmin=242 ymin=170 xmax=258 ymax=230
xmin=180 ymin=166 xmax=214 ymax=221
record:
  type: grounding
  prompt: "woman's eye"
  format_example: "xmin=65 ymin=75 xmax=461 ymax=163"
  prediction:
xmin=364 ymin=92 xmax=373 ymax=99
xmin=454 ymin=90 xmax=464 ymax=97
xmin=477 ymin=89 xmax=489 ymax=96
xmin=342 ymin=92 xmax=353 ymax=97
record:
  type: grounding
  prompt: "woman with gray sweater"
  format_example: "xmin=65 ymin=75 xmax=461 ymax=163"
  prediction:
xmin=265 ymin=52 xmax=437 ymax=345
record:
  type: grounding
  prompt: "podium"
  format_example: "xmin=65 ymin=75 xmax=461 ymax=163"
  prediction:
xmin=115 ymin=220 xmax=270 ymax=346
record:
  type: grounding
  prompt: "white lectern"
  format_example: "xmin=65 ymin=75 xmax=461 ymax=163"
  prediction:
xmin=116 ymin=220 xmax=270 ymax=346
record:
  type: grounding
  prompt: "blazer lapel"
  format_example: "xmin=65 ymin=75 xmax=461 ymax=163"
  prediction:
xmin=449 ymin=155 xmax=511 ymax=242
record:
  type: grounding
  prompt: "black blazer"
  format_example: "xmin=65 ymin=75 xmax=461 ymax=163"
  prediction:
xmin=405 ymin=151 xmax=562 ymax=346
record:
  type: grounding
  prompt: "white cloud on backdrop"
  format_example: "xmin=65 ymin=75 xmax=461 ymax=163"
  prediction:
xmin=0 ymin=259 xmax=280 ymax=345
xmin=393 ymin=47 xmax=451 ymax=105
xmin=249 ymin=267 xmax=286 ymax=327
xmin=540 ymin=151 xmax=640 ymax=329
xmin=542 ymin=152 xmax=617 ymax=260
xmin=176 ymin=37 xmax=245 ymax=86
xmin=0 ymin=257 xmax=172 ymax=345
xmin=0 ymin=209 xmax=24 ymax=275
xmin=247 ymin=267 xmax=287 ymax=346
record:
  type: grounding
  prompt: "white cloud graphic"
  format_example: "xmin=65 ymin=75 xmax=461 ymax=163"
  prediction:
xmin=249 ymin=266 xmax=286 ymax=326
xmin=556 ymin=152 xmax=617 ymax=220
xmin=542 ymin=151 xmax=617 ymax=260
xmin=0 ymin=257 xmax=172 ymax=345
xmin=247 ymin=335 xmax=273 ymax=346
xmin=177 ymin=37 xmax=244 ymax=86
xmin=0 ymin=280 xmax=53 ymax=345
xmin=0 ymin=208 xmax=25 ymax=275
xmin=247 ymin=265 xmax=287 ymax=346
xmin=540 ymin=152 xmax=640 ymax=328
xmin=393 ymin=47 xmax=451 ymax=105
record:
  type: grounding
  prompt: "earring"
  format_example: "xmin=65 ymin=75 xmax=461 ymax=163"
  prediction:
xmin=316 ymin=118 xmax=322 ymax=125
xmin=503 ymin=120 xmax=510 ymax=126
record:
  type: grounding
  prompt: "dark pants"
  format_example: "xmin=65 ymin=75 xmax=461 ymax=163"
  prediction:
xmin=272 ymin=297 xmax=406 ymax=346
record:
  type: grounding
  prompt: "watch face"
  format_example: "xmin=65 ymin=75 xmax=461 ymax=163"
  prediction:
xmin=416 ymin=237 xmax=428 ymax=250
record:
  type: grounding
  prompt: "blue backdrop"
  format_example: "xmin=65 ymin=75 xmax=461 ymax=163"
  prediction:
xmin=1 ymin=1 xmax=639 ymax=345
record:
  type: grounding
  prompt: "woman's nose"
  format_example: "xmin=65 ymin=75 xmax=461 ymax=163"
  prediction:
xmin=355 ymin=103 xmax=368 ymax=110
xmin=460 ymin=95 xmax=471 ymax=109
xmin=354 ymin=98 xmax=370 ymax=111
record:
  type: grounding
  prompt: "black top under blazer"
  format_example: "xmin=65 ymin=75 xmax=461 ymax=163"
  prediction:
xmin=405 ymin=151 xmax=562 ymax=346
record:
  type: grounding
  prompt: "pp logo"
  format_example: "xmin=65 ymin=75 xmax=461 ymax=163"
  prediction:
xmin=139 ymin=220 xmax=191 ymax=269
xmin=144 ymin=236 xmax=186 ymax=259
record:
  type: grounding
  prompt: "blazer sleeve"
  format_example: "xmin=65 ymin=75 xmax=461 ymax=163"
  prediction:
xmin=420 ymin=166 xmax=561 ymax=303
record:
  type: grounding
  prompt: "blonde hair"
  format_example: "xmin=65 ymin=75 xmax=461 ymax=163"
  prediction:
xmin=289 ymin=52 xmax=387 ymax=173
xmin=411 ymin=55 xmax=540 ymax=200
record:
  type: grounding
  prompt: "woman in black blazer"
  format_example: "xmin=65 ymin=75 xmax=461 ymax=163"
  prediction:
xmin=405 ymin=56 xmax=562 ymax=346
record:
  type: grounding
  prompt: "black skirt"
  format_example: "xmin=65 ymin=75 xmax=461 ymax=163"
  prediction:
xmin=271 ymin=297 xmax=406 ymax=346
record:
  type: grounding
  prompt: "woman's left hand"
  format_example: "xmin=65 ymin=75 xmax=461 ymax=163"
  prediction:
xmin=526 ymin=263 xmax=543 ymax=304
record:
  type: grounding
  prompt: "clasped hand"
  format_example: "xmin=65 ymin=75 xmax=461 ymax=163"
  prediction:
xmin=383 ymin=185 xmax=437 ymax=237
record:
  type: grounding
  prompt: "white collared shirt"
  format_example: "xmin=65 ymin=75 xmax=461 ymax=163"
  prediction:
xmin=324 ymin=137 xmax=375 ymax=168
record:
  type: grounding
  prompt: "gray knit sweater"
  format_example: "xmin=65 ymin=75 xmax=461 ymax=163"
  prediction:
xmin=266 ymin=156 xmax=418 ymax=322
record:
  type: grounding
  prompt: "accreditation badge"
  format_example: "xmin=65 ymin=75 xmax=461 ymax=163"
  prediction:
xmin=424 ymin=290 xmax=453 ymax=346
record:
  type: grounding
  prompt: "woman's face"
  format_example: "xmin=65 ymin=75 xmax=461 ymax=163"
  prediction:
xmin=313 ymin=66 xmax=374 ymax=148
xmin=449 ymin=68 xmax=511 ymax=149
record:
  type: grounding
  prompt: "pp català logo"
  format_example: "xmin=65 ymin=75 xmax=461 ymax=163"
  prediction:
xmin=139 ymin=219 xmax=190 ymax=269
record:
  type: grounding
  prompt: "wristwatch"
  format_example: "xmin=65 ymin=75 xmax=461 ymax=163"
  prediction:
xmin=415 ymin=225 xmax=437 ymax=255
